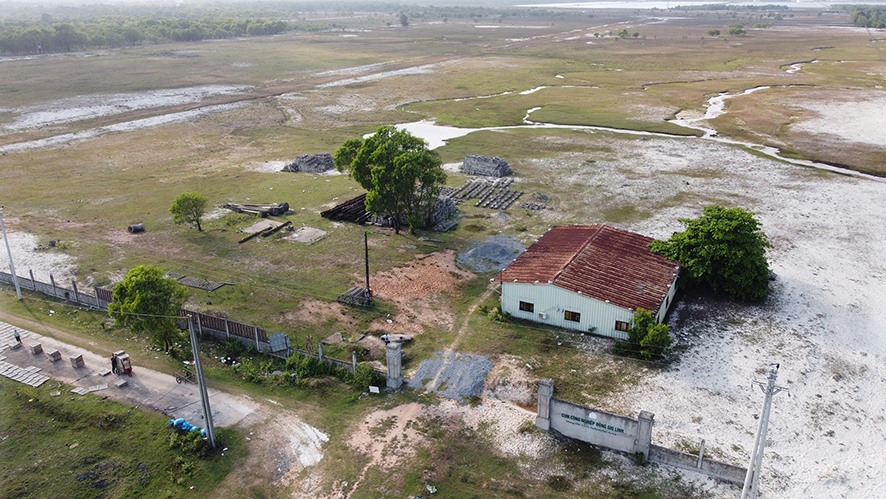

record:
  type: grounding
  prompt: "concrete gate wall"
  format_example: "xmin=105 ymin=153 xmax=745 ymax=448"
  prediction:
xmin=536 ymin=379 xmax=747 ymax=485
xmin=536 ymin=378 xmax=653 ymax=457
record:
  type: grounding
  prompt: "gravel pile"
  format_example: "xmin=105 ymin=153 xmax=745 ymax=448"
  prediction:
xmin=456 ymin=234 xmax=525 ymax=273
xmin=408 ymin=351 xmax=493 ymax=402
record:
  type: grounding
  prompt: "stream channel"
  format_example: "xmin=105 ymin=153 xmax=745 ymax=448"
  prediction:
xmin=396 ymin=85 xmax=884 ymax=183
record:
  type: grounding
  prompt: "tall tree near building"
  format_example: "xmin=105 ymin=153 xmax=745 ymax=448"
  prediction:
xmin=334 ymin=126 xmax=446 ymax=234
xmin=109 ymin=265 xmax=187 ymax=352
xmin=650 ymin=205 xmax=772 ymax=302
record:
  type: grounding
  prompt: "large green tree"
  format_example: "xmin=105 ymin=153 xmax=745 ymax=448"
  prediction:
xmin=170 ymin=192 xmax=208 ymax=231
xmin=334 ymin=126 xmax=446 ymax=234
xmin=108 ymin=265 xmax=187 ymax=352
xmin=650 ymin=205 xmax=772 ymax=302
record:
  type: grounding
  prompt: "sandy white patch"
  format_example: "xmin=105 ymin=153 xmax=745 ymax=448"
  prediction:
xmin=550 ymin=136 xmax=886 ymax=499
xmin=317 ymin=64 xmax=436 ymax=89
xmin=246 ymin=160 xmax=289 ymax=173
xmin=0 ymin=229 xmax=76 ymax=283
xmin=790 ymin=92 xmax=886 ymax=148
xmin=4 ymin=85 xmax=252 ymax=131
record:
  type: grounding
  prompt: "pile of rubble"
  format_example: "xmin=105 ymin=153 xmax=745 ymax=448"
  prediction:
xmin=462 ymin=154 xmax=512 ymax=177
xmin=282 ymin=152 xmax=335 ymax=173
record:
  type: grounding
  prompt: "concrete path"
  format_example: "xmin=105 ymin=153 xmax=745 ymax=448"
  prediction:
xmin=0 ymin=320 xmax=258 ymax=428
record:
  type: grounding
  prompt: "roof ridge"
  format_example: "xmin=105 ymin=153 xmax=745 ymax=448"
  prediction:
xmin=551 ymin=224 xmax=605 ymax=282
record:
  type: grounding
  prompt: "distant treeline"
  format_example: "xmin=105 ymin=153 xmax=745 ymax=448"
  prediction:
xmin=845 ymin=5 xmax=886 ymax=28
xmin=0 ymin=9 xmax=322 ymax=55
xmin=0 ymin=1 xmax=569 ymax=56
xmin=672 ymin=4 xmax=788 ymax=11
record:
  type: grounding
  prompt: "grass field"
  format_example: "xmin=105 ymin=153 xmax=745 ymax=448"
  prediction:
xmin=0 ymin=377 xmax=242 ymax=498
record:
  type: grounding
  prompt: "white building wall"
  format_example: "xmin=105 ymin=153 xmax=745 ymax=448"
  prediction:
xmin=655 ymin=271 xmax=680 ymax=322
xmin=501 ymin=282 xmax=636 ymax=340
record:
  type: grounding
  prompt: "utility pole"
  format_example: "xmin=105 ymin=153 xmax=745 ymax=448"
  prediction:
xmin=364 ymin=231 xmax=371 ymax=297
xmin=0 ymin=207 xmax=23 ymax=300
xmin=741 ymin=363 xmax=786 ymax=499
xmin=187 ymin=315 xmax=216 ymax=449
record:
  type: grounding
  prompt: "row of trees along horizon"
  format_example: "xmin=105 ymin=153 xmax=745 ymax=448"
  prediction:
xmin=0 ymin=2 xmax=567 ymax=56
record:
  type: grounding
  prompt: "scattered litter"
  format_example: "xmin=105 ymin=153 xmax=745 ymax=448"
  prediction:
xmin=168 ymin=418 xmax=207 ymax=437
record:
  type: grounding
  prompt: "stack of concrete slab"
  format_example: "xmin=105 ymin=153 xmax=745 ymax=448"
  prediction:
xmin=0 ymin=360 xmax=49 ymax=387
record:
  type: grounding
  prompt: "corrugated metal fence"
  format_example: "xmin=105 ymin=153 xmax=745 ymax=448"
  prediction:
xmin=1 ymin=270 xmax=364 ymax=373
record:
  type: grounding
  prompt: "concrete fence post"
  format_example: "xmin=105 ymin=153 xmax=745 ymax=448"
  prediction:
xmin=29 ymin=270 xmax=36 ymax=290
xmin=224 ymin=319 xmax=230 ymax=340
xmin=536 ymin=379 xmax=554 ymax=431
xmin=318 ymin=343 xmax=324 ymax=360
xmin=385 ymin=342 xmax=403 ymax=390
xmin=253 ymin=326 xmax=259 ymax=351
xmin=697 ymin=439 xmax=706 ymax=469
xmin=196 ymin=314 xmax=203 ymax=335
xmin=72 ymin=279 xmax=79 ymax=303
xmin=636 ymin=410 xmax=655 ymax=459
xmin=50 ymin=274 xmax=57 ymax=297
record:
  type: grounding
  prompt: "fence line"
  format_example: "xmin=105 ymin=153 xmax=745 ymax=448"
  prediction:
xmin=1 ymin=270 xmax=371 ymax=375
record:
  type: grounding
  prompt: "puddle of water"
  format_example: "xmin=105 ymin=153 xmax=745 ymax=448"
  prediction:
xmin=785 ymin=59 xmax=817 ymax=74
xmin=394 ymin=85 xmax=884 ymax=183
xmin=391 ymin=120 xmax=482 ymax=150
xmin=519 ymin=86 xmax=547 ymax=95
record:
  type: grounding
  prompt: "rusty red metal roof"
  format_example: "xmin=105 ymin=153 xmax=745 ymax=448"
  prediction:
xmin=501 ymin=225 xmax=679 ymax=312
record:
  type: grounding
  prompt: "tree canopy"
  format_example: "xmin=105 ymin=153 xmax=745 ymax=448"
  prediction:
xmin=334 ymin=125 xmax=446 ymax=234
xmin=108 ymin=265 xmax=187 ymax=352
xmin=650 ymin=205 xmax=772 ymax=302
xmin=170 ymin=192 xmax=208 ymax=231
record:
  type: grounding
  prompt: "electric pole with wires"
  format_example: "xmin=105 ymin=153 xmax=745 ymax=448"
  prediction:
xmin=741 ymin=363 xmax=786 ymax=499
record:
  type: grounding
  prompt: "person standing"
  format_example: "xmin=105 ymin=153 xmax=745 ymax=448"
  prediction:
xmin=111 ymin=354 xmax=119 ymax=375
xmin=13 ymin=329 xmax=21 ymax=343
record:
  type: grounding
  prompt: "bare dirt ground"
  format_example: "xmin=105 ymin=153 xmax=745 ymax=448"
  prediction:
xmin=366 ymin=250 xmax=474 ymax=335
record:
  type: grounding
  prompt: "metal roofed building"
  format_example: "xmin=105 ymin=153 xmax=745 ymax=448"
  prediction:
xmin=499 ymin=225 xmax=680 ymax=339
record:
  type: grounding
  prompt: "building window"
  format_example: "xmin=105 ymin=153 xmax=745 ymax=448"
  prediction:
xmin=564 ymin=310 xmax=581 ymax=322
xmin=615 ymin=320 xmax=632 ymax=332
xmin=519 ymin=301 xmax=534 ymax=313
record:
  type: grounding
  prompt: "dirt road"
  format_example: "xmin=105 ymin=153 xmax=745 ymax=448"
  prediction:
xmin=0 ymin=318 xmax=330 ymax=495
xmin=1 ymin=319 xmax=257 ymax=427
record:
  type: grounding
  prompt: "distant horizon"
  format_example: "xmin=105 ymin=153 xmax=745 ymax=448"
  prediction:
xmin=517 ymin=0 xmax=886 ymax=10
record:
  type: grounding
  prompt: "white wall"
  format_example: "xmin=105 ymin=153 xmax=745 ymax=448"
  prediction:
xmin=655 ymin=269 xmax=680 ymax=322
xmin=501 ymin=282 xmax=634 ymax=340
